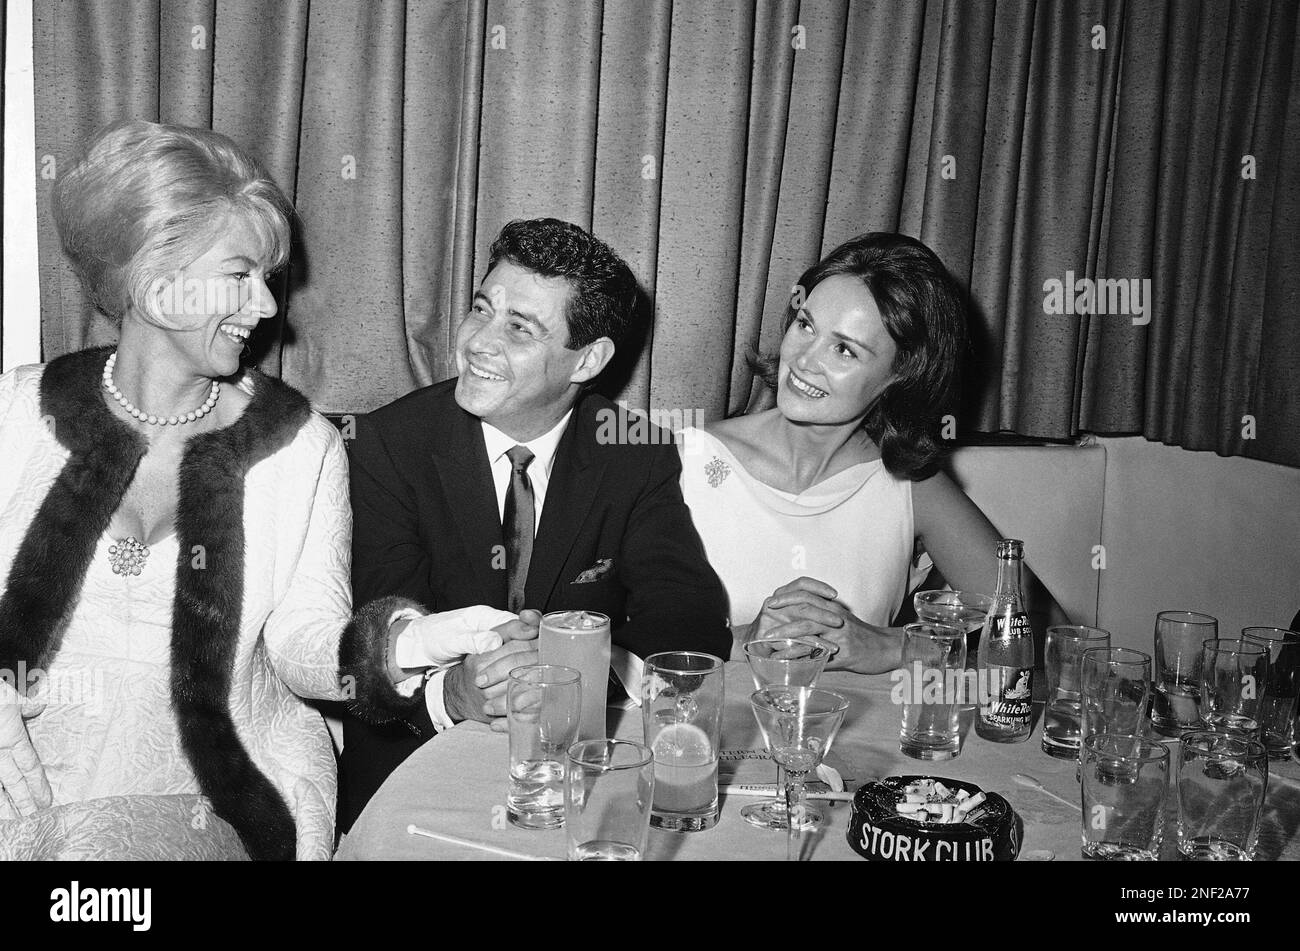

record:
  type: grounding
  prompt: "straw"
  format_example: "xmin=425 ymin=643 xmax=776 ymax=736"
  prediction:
xmin=405 ymin=824 xmax=559 ymax=861
xmin=1012 ymin=773 xmax=1083 ymax=813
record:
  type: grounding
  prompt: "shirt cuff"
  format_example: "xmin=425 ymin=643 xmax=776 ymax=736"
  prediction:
xmin=423 ymin=667 xmax=457 ymax=732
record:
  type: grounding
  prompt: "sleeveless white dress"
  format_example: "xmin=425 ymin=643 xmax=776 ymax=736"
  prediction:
xmin=677 ymin=427 xmax=932 ymax=628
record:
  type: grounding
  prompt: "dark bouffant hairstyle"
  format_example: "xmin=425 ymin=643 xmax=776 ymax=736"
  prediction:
xmin=488 ymin=218 xmax=638 ymax=350
xmin=752 ymin=232 xmax=967 ymax=481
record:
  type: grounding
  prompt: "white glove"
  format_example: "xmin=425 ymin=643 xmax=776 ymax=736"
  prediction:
xmin=394 ymin=605 xmax=518 ymax=671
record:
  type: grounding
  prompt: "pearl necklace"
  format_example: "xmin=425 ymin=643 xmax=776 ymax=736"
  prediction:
xmin=101 ymin=351 xmax=220 ymax=425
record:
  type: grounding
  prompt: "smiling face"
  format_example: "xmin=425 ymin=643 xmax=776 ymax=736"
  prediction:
xmin=776 ymin=274 xmax=899 ymax=426
xmin=454 ymin=261 xmax=610 ymax=440
xmin=149 ymin=216 xmax=279 ymax=378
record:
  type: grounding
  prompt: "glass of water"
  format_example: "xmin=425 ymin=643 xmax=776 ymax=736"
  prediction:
xmin=564 ymin=739 xmax=655 ymax=861
xmin=1241 ymin=627 xmax=1299 ymax=759
xmin=1080 ymin=647 xmax=1152 ymax=759
xmin=1200 ymin=639 xmax=1270 ymax=736
xmin=1043 ymin=625 xmax=1112 ymax=759
xmin=898 ymin=621 xmax=967 ymax=761
xmin=506 ymin=664 xmax=581 ymax=830
xmin=1152 ymin=611 xmax=1218 ymax=736
xmin=1080 ymin=733 xmax=1170 ymax=861
xmin=1176 ymin=730 xmax=1269 ymax=860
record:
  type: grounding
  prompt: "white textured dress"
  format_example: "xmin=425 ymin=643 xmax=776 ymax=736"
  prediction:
xmin=677 ymin=427 xmax=932 ymax=628
xmin=0 ymin=361 xmax=352 ymax=860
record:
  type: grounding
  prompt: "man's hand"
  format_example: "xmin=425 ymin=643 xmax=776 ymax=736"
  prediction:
xmin=752 ymin=577 xmax=904 ymax=674
xmin=443 ymin=609 xmax=542 ymax=730
xmin=0 ymin=681 xmax=51 ymax=820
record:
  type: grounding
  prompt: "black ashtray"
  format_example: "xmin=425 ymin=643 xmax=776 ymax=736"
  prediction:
xmin=846 ymin=775 xmax=1021 ymax=862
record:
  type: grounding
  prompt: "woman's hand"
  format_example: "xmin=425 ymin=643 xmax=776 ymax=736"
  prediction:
xmin=752 ymin=577 xmax=904 ymax=674
xmin=0 ymin=681 xmax=52 ymax=819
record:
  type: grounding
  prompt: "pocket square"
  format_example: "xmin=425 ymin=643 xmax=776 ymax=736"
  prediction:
xmin=572 ymin=558 xmax=614 ymax=584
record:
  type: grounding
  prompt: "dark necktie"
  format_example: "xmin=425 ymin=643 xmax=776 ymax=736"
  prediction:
xmin=503 ymin=445 xmax=535 ymax=612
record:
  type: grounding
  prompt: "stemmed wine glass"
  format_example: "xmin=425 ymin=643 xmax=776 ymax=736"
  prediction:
xmin=740 ymin=638 xmax=832 ymax=831
xmin=750 ymin=686 xmax=849 ymax=861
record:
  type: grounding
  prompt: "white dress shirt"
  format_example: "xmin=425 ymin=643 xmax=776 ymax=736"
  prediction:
xmin=415 ymin=410 xmax=574 ymax=730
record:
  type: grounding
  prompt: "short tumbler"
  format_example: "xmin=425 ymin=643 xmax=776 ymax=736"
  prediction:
xmin=1080 ymin=733 xmax=1170 ymax=861
xmin=898 ymin=622 xmax=967 ymax=760
xmin=1043 ymin=625 xmax=1111 ymax=759
xmin=564 ymin=739 xmax=655 ymax=861
xmin=1176 ymin=730 xmax=1269 ymax=861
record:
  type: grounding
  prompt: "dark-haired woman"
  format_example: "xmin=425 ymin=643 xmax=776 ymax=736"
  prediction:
xmin=679 ymin=232 xmax=1066 ymax=673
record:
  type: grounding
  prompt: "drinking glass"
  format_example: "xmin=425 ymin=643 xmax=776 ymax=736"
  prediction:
xmin=740 ymin=637 xmax=832 ymax=830
xmin=563 ymin=739 xmax=655 ymax=861
xmin=750 ymin=686 xmax=849 ymax=861
xmin=1042 ymin=625 xmax=1111 ymax=759
xmin=1241 ymin=627 xmax=1299 ymax=759
xmin=1152 ymin=611 xmax=1218 ymax=736
xmin=506 ymin=665 xmax=581 ymax=830
xmin=744 ymin=637 xmax=831 ymax=689
xmin=642 ymin=651 xmax=725 ymax=832
xmin=914 ymin=590 xmax=994 ymax=660
xmin=539 ymin=610 xmax=611 ymax=742
xmin=1079 ymin=648 xmax=1151 ymax=772
xmin=1200 ymin=639 xmax=1270 ymax=736
xmin=1176 ymin=731 xmax=1269 ymax=860
xmin=1080 ymin=733 xmax=1170 ymax=861
xmin=898 ymin=622 xmax=967 ymax=761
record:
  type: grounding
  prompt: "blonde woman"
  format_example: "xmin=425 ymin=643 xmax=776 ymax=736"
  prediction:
xmin=0 ymin=120 xmax=472 ymax=860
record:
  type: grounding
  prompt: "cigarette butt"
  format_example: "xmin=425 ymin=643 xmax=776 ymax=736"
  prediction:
xmin=955 ymin=788 xmax=970 ymax=801
xmin=904 ymin=792 xmax=928 ymax=803
xmin=940 ymin=803 xmax=956 ymax=823
xmin=956 ymin=791 xmax=986 ymax=815
xmin=896 ymin=801 xmax=926 ymax=813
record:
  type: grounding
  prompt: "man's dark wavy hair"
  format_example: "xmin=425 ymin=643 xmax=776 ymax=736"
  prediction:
xmin=488 ymin=218 xmax=638 ymax=351
xmin=751 ymin=232 xmax=967 ymax=481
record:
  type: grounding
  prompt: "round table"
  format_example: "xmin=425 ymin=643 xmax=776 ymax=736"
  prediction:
xmin=335 ymin=662 xmax=1300 ymax=861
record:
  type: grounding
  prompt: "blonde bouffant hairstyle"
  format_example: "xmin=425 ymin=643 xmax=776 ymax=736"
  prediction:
xmin=52 ymin=119 xmax=292 ymax=324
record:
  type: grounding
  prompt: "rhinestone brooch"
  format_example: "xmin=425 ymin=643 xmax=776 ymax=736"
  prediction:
xmin=705 ymin=456 xmax=731 ymax=488
xmin=107 ymin=536 xmax=149 ymax=576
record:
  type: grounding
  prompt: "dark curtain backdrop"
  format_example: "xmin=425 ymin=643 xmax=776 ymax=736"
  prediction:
xmin=27 ymin=0 xmax=1300 ymax=467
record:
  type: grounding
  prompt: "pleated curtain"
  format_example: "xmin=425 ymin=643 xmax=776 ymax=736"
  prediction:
xmin=26 ymin=0 xmax=1300 ymax=467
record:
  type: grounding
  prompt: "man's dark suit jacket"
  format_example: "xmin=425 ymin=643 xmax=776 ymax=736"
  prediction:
xmin=337 ymin=379 xmax=731 ymax=832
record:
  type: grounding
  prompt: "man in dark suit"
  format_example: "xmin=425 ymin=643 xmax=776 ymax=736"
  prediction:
xmin=338 ymin=218 xmax=731 ymax=832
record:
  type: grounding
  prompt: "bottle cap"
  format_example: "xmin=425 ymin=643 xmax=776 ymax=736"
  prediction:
xmin=996 ymin=539 xmax=1024 ymax=560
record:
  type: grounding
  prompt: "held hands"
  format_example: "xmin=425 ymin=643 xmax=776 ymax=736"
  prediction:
xmin=444 ymin=609 xmax=542 ymax=732
xmin=0 ymin=680 xmax=52 ymax=820
xmin=402 ymin=605 xmax=517 ymax=670
xmin=750 ymin=577 xmax=903 ymax=675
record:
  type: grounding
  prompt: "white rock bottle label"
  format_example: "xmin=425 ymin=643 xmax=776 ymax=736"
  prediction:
xmin=984 ymin=615 xmax=1034 ymax=727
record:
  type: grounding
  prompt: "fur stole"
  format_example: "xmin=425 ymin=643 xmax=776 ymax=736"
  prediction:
xmin=0 ymin=346 xmax=309 ymax=860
